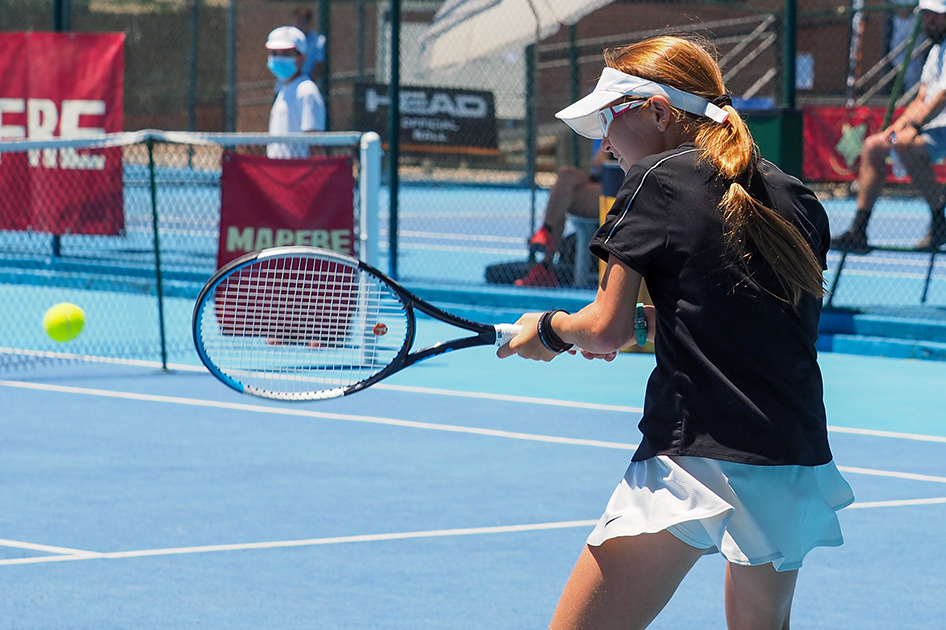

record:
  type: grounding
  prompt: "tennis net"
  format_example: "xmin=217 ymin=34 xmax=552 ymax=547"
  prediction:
xmin=0 ymin=130 xmax=381 ymax=370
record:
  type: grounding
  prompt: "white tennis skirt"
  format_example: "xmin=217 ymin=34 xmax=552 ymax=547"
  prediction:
xmin=587 ymin=455 xmax=855 ymax=572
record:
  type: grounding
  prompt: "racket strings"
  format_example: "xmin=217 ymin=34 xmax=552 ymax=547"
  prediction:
xmin=200 ymin=255 xmax=409 ymax=399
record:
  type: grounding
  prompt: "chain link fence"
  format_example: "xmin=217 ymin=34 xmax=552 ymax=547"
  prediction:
xmin=795 ymin=1 xmax=946 ymax=309
xmin=1 ymin=0 xmax=944 ymax=349
xmin=0 ymin=131 xmax=376 ymax=369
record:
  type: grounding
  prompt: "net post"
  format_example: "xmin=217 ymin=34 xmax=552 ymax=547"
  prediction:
xmin=146 ymin=136 xmax=169 ymax=370
xmin=359 ymin=132 xmax=382 ymax=268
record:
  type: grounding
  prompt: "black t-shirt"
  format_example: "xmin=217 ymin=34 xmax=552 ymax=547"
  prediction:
xmin=589 ymin=144 xmax=832 ymax=466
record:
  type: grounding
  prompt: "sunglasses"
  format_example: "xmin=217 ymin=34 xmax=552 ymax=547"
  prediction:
xmin=597 ymin=99 xmax=646 ymax=137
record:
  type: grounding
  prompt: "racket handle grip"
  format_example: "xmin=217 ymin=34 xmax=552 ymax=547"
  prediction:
xmin=493 ymin=323 xmax=521 ymax=346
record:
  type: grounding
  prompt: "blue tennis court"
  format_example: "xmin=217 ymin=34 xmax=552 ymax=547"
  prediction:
xmin=1 ymin=316 xmax=944 ymax=629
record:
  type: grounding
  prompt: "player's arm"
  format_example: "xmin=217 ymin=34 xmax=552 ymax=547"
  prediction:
xmin=498 ymin=256 xmax=649 ymax=361
xmin=891 ymin=85 xmax=929 ymax=133
xmin=554 ymin=256 xmax=644 ymax=354
xmin=912 ymin=88 xmax=946 ymax=129
xmin=299 ymin=83 xmax=326 ymax=133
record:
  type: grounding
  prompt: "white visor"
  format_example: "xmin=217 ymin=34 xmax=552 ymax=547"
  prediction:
xmin=555 ymin=67 xmax=730 ymax=139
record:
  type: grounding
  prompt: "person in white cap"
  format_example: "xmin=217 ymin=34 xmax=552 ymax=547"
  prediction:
xmin=832 ymin=0 xmax=946 ymax=253
xmin=265 ymin=25 xmax=325 ymax=159
xmin=498 ymin=35 xmax=852 ymax=630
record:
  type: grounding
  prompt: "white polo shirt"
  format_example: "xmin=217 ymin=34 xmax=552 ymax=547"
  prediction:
xmin=921 ymin=41 xmax=946 ymax=129
xmin=267 ymin=75 xmax=325 ymax=159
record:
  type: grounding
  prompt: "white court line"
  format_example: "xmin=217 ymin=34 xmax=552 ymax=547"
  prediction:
xmin=0 ymin=380 xmax=637 ymax=451
xmin=3 ymin=495 xmax=946 ymax=568
xmin=397 ymin=243 xmax=525 ymax=256
xmin=373 ymin=383 xmax=643 ymax=413
xmin=2 ymin=380 xmax=946 ymax=568
xmin=847 ymin=497 xmax=946 ymax=509
xmin=6 ymin=378 xmax=946 ymax=478
xmin=8 ymin=380 xmax=946 ymax=473
xmin=828 ymin=425 xmax=946 ymax=444
xmin=0 ymin=539 xmax=97 ymax=556
xmin=15 ymin=354 xmax=946 ymax=436
xmin=0 ymin=352 xmax=644 ymax=414
xmin=836 ymin=466 xmax=946 ymax=484
xmin=397 ymin=230 xmax=524 ymax=244
xmin=827 ymin=269 xmax=942 ymax=281
xmin=10 ymin=352 xmax=946 ymax=444
xmin=0 ymin=347 xmax=181 ymax=368
xmin=8 ymin=353 xmax=946 ymax=442
xmin=0 ymin=520 xmax=599 ymax=567
xmin=0 ymin=380 xmax=946 ymax=464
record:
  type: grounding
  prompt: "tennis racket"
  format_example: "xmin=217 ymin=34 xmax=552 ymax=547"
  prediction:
xmin=192 ymin=246 xmax=521 ymax=401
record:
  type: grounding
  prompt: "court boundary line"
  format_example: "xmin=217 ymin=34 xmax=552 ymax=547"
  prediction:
xmin=834 ymin=466 xmax=946 ymax=484
xmin=0 ymin=538 xmax=97 ymax=555
xmin=7 ymin=355 xmax=946 ymax=445
xmin=3 ymin=379 xmax=946 ymax=486
xmin=0 ymin=351 xmax=645 ymax=414
xmin=0 ymin=379 xmax=639 ymax=451
xmin=4 ymin=375 xmax=945 ymax=444
xmin=2 ymin=380 xmax=945 ymax=570
xmin=5 ymin=354 xmax=946 ymax=445
xmin=372 ymin=383 xmax=643 ymax=413
xmin=3 ymin=496 xmax=945 ymax=568
xmin=0 ymin=520 xmax=600 ymax=567
xmin=826 ymin=425 xmax=946 ymax=444
xmin=847 ymin=496 xmax=946 ymax=509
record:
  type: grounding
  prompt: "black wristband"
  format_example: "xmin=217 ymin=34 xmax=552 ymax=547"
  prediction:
xmin=536 ymin=309 xmax=572 ymax=353
xmin=911 ymin=120 xmax=924 ymax=131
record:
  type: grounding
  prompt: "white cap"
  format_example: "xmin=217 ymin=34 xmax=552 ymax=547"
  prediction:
xmin=920 ymin=0 xmax=946 ymax=12
xmin=266 ymin=26 xmax=306 ymax=54
xmin=555 ymin=67 xmax=730 ymax=139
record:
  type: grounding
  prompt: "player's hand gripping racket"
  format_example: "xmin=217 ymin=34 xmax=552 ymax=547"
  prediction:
xmin=192 ymin=246 xmax=520 ymax=401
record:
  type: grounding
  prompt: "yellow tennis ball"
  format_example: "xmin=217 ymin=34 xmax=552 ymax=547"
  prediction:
xmin=43 ymin=302 xmax=85 ymax=343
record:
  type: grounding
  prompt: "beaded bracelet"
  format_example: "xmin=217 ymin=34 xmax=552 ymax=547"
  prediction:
xmin=536 ymin=309 xmax=572 ymax=354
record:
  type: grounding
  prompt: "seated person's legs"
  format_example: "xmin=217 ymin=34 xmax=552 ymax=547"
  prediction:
xmin=830 ymin=131 xmax=891 ymax=254
xmin=530 ymin=165 xmax=602 ymax=251
xmin=908 ymin=126 xmax=946 ymax=250
xmin=517 ymin=165 xmax=602 ymax=287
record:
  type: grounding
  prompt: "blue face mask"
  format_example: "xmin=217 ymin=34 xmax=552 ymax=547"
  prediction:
xmin=267 ymin=55 xmax=298 ymax=81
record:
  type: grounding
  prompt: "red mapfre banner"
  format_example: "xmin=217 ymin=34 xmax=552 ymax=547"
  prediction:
xmin=0 ymin=32 xmax=124 ymax=235
xmin=217 ymin=153 xmax=357 ymax=343
xmin=217 ymin=153 xmax=356 ymax=269
xmin=803 ymin=105 xmax=946 ymax=183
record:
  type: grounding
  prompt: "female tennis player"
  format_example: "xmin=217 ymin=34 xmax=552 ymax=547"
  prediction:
xmin=498 ymin=36 xmax=854 ymax=630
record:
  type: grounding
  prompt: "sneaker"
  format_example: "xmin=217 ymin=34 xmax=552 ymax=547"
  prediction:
xmin=829 ymin=229 xmax=872 ymax=255
xmin=528 ymin=226 xmax=556 ymax=253
xmin=514 ymin=263 xmax=558 ymax=287
xmin=914 ymin=217 xmax=946 ymax=251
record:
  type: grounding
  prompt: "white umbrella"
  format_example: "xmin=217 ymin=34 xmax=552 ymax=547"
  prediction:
xmin=418 ymin=0 xmax=613 ymax=73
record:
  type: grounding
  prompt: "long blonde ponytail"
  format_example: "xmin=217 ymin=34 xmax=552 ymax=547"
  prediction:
xmin=605 ymin=37 xmax=825 ymax=306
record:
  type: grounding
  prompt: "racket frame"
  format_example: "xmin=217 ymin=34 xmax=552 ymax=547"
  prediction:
xmin=193 ymin=246 xmax=513 ymax=400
